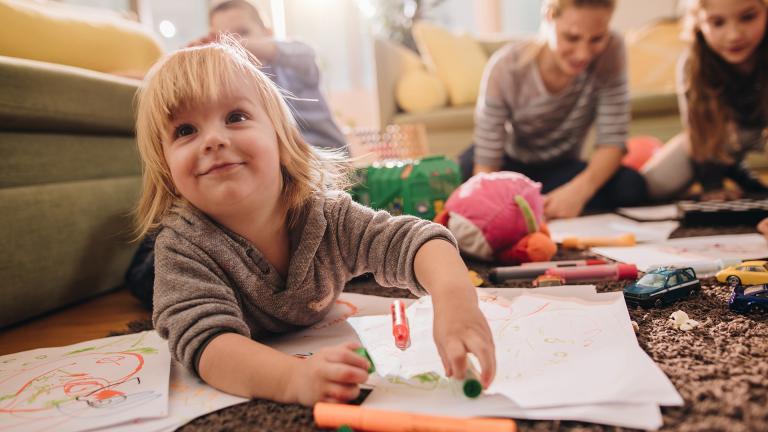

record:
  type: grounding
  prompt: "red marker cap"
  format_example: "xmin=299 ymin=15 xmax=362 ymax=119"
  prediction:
xmin=617 ymin=263 xmax=638 ymax=280
xmin=391 ymin=300 xmax=410 ymax=350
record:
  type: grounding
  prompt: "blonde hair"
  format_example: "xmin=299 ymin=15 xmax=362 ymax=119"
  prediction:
xmin=542 ymin=0 xmax=616 ymax=17
xmin=133 ymin=36 xmax=348 ymax=239
xmin=681 ymin=0 xmax=768 ymax=162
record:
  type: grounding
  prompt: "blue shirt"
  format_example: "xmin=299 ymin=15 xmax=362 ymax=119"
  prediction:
xmin=262 ymin=41 xmax=348 ymax=153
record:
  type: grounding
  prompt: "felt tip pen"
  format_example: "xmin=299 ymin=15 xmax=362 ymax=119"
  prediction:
xmin=545 ymin=263 xmax=638 ymax=283
xmin=354 ymin=347 xmax=376 ymax=374
xmin=391 ymin=300 xmax=410 ymax=350
xmin=461 ymin=353 xmax=483 ymax=398
xmin=646 ymin=258 xmax=742 ymax=277
xmin=561 ymin=233 xmax=636 ymax=249
xmin=490 ymin=260 xmax=607 ymax=282
xmin=520 ymin=259 xmax=608 ymax=268
xmin=314 ymin=403 xmax=517 ymax=432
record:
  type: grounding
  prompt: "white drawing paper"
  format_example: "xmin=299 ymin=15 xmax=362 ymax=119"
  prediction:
xmin=592 ymin=234 xmax=768 ymax=271
xmin=0 ymin=331 xmax=170 ymax=432
xmin=548 ymin=213 xmax=679 ymax=243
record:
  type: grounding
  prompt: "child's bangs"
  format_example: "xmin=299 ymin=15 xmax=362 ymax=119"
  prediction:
xmin=146 ymin=44 xmax=262 ymax=140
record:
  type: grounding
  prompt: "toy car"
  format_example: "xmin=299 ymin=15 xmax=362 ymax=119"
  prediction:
xmin=716 ymin=260 xmax=768 ymax=286
xmin=532 ymin=274 xmax=564 ymax=287
xmin=623 ymin=266 xmax=701 ymax=308
xmin=728 ymin=284 xmax=768 ymax=314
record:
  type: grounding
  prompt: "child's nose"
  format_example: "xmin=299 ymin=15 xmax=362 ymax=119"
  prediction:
xmin=201 ymin=130 xmax=229 ymax=152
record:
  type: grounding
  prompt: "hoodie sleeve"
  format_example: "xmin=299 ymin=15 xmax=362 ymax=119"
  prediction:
xmin=152 ymin=229 xmax=251 ymax=376
xmin=328 ymin=192 xmax=458 ymax=296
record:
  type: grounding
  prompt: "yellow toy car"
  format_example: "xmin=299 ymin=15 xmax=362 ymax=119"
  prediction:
xmin=716 ymin=260 xmax=768 ymax=286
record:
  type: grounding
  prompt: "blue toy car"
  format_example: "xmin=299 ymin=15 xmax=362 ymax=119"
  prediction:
xmin=623 ymin=267 xmax=701 ymax=308
xmin=728 ymin=284 xmax=768 ymax=314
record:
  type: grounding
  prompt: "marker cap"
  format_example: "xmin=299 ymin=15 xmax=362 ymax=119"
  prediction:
xmin=617 ymin=263 xmax=638 ymax=280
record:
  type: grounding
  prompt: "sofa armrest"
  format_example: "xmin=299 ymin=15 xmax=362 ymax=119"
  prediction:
xmin=374 ymin=38 xmax=406 ymax=128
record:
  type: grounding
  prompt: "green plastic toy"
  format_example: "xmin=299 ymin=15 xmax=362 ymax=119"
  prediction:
xmin=350 ymin=155 xmax=461 ymax=220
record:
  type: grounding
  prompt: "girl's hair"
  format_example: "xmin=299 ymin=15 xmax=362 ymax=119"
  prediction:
xmin=681 ymin=0 xmax=768 ymax=162
xmin=542 ymin=0 xmax=616 ymax=17
xmin=133 ymin=36 xmax=348 ymax=239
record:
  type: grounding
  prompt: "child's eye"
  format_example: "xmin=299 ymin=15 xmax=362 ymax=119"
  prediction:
xmin=227 ymin=112 xmax=249 ymax=123
xmin=741 ymin=12 xmax=757 ymax=23
xmin=174 ymin=124 xmax=196 ymax=138
xmin=709 ymin=17 xmax=725 ymax=27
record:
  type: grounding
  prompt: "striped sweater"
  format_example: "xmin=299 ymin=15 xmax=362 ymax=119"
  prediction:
xmin=473 ymin=33 xmax=629 ymax=166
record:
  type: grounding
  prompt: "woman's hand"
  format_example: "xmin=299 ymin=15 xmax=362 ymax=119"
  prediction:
xmin=285 ymin=342 xmax=371 ymax=406
xmin=758 ymin=218 xmax=768 ymax=241
xmin=432 ymin=294 xmax=496 ymax=388
xmin=701 ymin=187 xmax=742 ymax=201
xmin=544 ymin=180 xmax=592 ymax=219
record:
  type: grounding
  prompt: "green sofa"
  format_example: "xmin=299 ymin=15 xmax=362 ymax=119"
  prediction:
xmin=0 ymin=55 xmax=142 ymax=328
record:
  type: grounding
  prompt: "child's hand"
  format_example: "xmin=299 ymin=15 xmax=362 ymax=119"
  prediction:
xmin=432 ymin=297 xmax=496 ymax=388
xmin=287 ymin=342 xmax=371 ymax=406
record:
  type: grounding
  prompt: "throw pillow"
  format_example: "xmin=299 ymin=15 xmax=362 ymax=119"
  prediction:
xmin=396 ymin=68 xmax=448 ymax=113
xmin=412 ymin=21 xmax=488 ymax=107
xmin=0 ymin=0 xmax=163 ymax=77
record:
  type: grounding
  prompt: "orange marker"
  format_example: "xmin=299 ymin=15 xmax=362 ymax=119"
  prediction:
xmin=314 ymin=403 xmax=516 ymax=432
xmin=390 ymin=300 xmax=410 ymax=350
xmin=561 ymin=233 xmax=636 ymax=250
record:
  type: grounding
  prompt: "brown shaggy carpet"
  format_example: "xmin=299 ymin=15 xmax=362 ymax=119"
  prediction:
xmin=113 ymin=225 xmax=768 ymax=431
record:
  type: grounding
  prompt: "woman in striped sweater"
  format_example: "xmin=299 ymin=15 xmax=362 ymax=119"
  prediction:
xmin=459 ymin=0 xmax=647 ymax=219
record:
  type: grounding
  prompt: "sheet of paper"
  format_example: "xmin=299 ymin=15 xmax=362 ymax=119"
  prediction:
xmin=592 ymin=233 xmax=768 ymax=271
xmin=266 ymin=293 xmax=415 ymax=357
xmin=364 ymin=378 xmax=664 ymax=430
xmin=0 ymin=331 xmax=170 ymax=432
xmin=547 ymin=213 xmax=679 ymax=243
xmin=349 ymin=292 xmax=682 ymax=409
xmin=88 ymin=360 xmax=247 ymax=432
xmin=616 ymin=204 xmax=680 ymax=221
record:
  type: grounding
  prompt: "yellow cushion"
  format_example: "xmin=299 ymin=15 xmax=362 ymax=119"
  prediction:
xmin=626 ymin=19 xmax=686 ymax=95
xmin=0 ymin=0 xmax=163 ymax=77
xmin=396 ymin=69 xmax=448 ymax=113
xmin=412 ymin=21 xmax=488 ymax=107
xmin=393 ymin=42 xmax=426 ymax=74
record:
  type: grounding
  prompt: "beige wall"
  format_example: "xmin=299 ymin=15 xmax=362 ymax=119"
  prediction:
xmin=612 ymin=0 xmax=679 ymax=31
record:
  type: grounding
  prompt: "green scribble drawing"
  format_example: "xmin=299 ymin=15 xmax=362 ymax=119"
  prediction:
xmin=387 ymin=372 xmax=442 ymax=390
xmin=65 ymin=347 xmax=96 ymax=356
xmin=125 ymin=347 xmax=158 ymax=355
xmin=410 ymin=372 xmax=441 ymax=384
xmin=0 ymin=393 xmax=15 ymax=403
xmin=44 ymin=397 xmax=74 ymax=409
xmin=26 ymin=383 xmax=53 ymax=404
xmin=130 ymin=332 xmax=148 ymax=348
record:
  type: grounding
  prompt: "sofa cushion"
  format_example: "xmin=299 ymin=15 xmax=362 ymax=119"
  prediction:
xmin=0 ymin=176 xmax=141 ymax=328
xmin=396 ymin=69 xmax=448 ymax=113
xmin=0 ymin=132 xmax=140 ymax=188
xmin=0 ymin=55 xmax=139 ymax=134
xmin=0 ymin=0 xmax=163 ymax=78
xmin=412 ymin=21 xmax=488 ymax=107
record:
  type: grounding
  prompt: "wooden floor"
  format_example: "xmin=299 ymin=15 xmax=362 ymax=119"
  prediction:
xmin=0 ymin=289 xmax=150 ymax=356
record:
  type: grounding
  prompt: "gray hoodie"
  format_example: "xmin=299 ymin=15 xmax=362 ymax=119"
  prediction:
xmin=152 ymin=191 xmax=456 ymax=375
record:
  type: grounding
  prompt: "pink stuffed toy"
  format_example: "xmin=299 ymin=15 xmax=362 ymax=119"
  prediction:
xmin=434 ymin=172 xmax=557 ymax=264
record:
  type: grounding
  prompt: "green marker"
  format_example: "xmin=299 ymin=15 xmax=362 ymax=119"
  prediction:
xmin=355 ymin=347 xmax=375 ymax=374
xmin=337 ymin=425 xmax=354 ymax=432
xmin=462 ymin=354 xmax=483 ymax=398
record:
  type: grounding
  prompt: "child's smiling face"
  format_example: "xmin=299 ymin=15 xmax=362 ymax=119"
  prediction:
xmin=162 ymin=84 xmax=282 ymax=219
xmin=697 ymin=0 xmax=767 ymax=69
